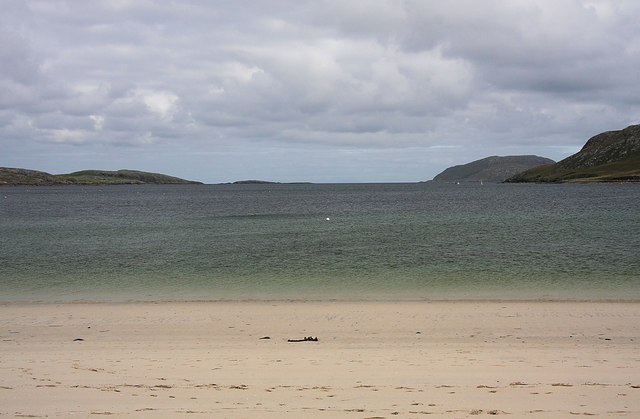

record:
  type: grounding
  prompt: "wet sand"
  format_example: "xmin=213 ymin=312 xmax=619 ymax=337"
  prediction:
xmin=1 ymin=301 xmax=639 ymax=417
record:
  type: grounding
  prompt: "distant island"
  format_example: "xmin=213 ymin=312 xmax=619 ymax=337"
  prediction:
xmin=432 ymin=155 xmax=555 ymax=183
xmin=220 ymin=180 xmax=313 ymax=185
xmin=506 ymin=124 xmax=640 ymax=183
xmin=0 ymin=168 xmax=202 ymax=186
xmin=232 ymin=180 xmax=280 ymax=184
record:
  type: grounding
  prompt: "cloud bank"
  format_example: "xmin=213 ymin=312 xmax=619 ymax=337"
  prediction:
xmin=2 ymin=0 xmax=639 ymax=182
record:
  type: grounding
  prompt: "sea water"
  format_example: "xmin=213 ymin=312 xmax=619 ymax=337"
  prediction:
xmin=1 ymin=182 xmax=639 ymax=301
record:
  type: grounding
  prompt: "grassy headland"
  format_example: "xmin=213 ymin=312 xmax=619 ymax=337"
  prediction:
xmin=0 ymin=168 xmax=202 ymax=186
xmin=506 ymin=124 xmax=640 ymax=183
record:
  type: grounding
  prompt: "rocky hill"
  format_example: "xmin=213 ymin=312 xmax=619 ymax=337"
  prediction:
xmin=506 ymin=124 xmax=640 ymax=183
xmin=433 ymin=155 xmax=555 ymax=183
xmin=0 ymin=168 xmax=202 ymax=186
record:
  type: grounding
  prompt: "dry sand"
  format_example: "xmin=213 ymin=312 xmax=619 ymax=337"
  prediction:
xmin=1 ymin=301 xmax=639 ymax=418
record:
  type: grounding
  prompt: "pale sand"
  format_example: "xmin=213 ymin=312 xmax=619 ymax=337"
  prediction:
xmin=1 ymin=301 xmax=639 ymax=418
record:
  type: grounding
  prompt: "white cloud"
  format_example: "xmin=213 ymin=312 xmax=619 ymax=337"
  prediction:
xmin=89 ymin=114 xmax=104 ymax=130
xmin=136 ymin=90 xmax=179 ymax=119
xmin=49 ymin=128 xmax=87 ymax=144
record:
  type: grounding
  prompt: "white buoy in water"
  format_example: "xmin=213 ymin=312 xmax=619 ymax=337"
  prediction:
xmin=326 ymin=217 xmax=330 ymax=221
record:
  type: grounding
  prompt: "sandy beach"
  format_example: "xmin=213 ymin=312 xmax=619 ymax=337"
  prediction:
xmin=1 ymin=301 xmax=639 ymax=418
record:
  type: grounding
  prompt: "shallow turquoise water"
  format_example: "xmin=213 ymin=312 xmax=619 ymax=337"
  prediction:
xmin=1 ymin=182 xmax=639 ymax=301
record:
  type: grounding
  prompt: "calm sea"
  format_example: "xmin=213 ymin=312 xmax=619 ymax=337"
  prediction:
xmin=1 ymin=183 xmax=639 ymax=302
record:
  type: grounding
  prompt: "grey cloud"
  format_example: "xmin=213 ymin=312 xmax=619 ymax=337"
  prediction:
xmin=1 ymin=1 xmax=639 ymax=182
xmin=0 ymin=31 xmax=40 ymax=84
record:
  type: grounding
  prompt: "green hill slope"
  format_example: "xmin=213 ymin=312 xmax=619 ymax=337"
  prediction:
xmin=506 ymin=124 xmax=640 ymax=183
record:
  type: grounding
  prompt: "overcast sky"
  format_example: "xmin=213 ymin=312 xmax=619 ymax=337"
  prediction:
xmin=2 ymin=1 xmax=639 ymax=183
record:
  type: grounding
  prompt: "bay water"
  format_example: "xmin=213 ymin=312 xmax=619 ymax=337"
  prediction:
xmin=1 ymin=182 xmax=638 ymax=301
